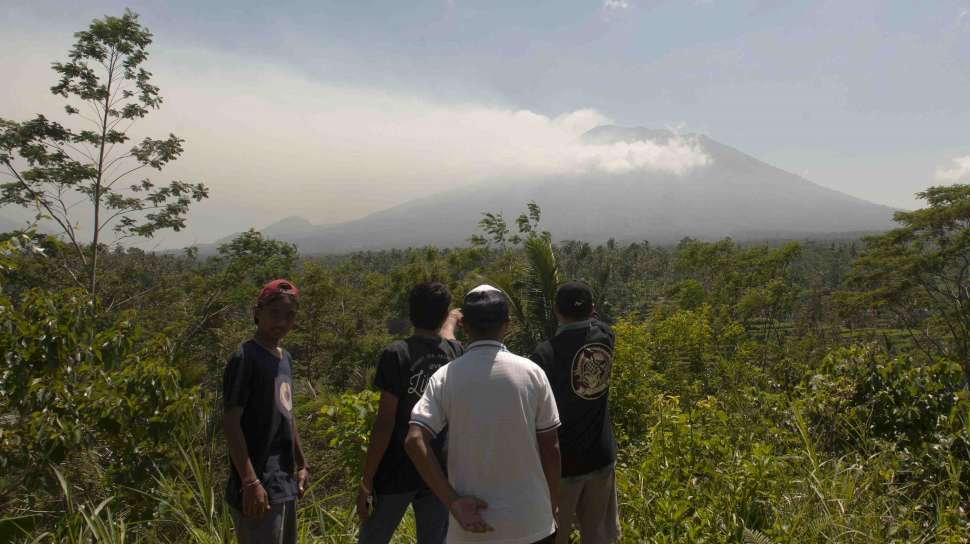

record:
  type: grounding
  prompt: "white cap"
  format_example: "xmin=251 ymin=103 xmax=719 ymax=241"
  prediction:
xmin=466 ymin=284 xmax=503 ymax=295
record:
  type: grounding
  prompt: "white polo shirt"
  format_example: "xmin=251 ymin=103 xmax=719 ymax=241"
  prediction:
xmin=410 ymin=340 xmax=561 ymax=544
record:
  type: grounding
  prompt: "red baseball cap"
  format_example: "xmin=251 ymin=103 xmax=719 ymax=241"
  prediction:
xmin=258 ymin=279 xmax=300 ymax=304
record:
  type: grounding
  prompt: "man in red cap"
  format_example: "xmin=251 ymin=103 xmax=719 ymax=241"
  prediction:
xmin=223 ymin=279 xmax=309 ymax=544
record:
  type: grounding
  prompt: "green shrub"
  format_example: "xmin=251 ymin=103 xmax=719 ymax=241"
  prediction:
xmin=617 ymin=395 xmax=783 ymax=543
xmin=315 ymin=390 xmax=380 ymax=482
xmin=0 ymin=287 xmax=196 ymax=510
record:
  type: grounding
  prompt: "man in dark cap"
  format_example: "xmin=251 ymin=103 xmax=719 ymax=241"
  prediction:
xmin=405 ymin=285 xmax=562 ymax=544
xmin=531 ymin=281 xmax=620 ymax=544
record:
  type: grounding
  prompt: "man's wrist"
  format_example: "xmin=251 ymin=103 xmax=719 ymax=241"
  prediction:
xmin=445 ymin=488 xmax=460 ymax=507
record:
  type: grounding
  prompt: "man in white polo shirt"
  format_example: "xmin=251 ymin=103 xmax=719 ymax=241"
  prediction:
xmin=405 ymin=285 xmax=562 ymax=544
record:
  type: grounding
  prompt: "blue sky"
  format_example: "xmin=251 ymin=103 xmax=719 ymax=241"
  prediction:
xmin=2 ymin=0 xmax=970 ymax=247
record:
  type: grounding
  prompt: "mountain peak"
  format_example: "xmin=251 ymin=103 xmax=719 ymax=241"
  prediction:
xmin=260 ymin=215 xmax=316 ymax=239
xmin=202 ymin=129 xmax=896 ymax=255
xmin=263 ymin=215 xmax=312 ymax=230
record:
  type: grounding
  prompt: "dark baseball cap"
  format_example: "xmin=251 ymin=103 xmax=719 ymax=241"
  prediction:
xmin=461 ymin=284 xmax=510 ymax=330
xmin=556 ymin=281 xmax=593 ymax=318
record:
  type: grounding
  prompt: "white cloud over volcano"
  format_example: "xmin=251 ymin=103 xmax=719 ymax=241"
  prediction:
xmin=0 ymin=34 xmax=709 ymax=246
xmin=118 ymin=52 xmax=711 ymax=224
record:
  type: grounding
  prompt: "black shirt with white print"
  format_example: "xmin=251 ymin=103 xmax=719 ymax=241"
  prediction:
xmin=531 ymin=319 xmax=617 ymax=477
xmin=372 ymin=335 xmax=462 ymax=494
xmin=222 ymin=340 xmax=299 ymax=509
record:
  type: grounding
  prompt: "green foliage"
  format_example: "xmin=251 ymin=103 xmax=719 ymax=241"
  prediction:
xmin=472 ymin=202 xmax=559 ymax=352
xmin=470 ymin=200 xmax=546 ymax=250
xmin=148 ymin=444 xmax=234 ymax=543
xmin=841 ymin=184 xmax=970 ymax=378
xmin=24 ymin=467 xmax=130 ymax=544
xmin=674 ymin=239 xmax=802 ymax=329
xmin=609 ymin=309 xmax=750 ymax=440
xmin=216 ymin=229 xmax=298 ymax=292
xmin=5 ymin=196 xmax=970 ymax=542
xmin=647 ymin=307 xmax=716 ymax=375
xmin=804 ymin=344 xmax=963 ymax=446
xmin=0 ymin=287 xmax=196 ymax=502
xmin=608 ymin=320 xmax=657 ymax=443
xmin=5 ymin=439 xmax=369 ymax=544
xmin=801 ymin=343 xmax=970 ymax=500
xmin=522 ymin=234 xmax=560 ymax=341
xmin=293 ymin=260 xmax=393 ymax=389
xmin=316 ymin=390 xmax=380 ymax=482
xmin=0 ymin=232 xmax=47 ymax=291
xmin=617 ymin=395 xmax=782 ymax=542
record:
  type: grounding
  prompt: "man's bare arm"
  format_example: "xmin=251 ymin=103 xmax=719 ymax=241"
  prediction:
xmin=292 ymin=414 xmax=309 ymax=497
xmin=404 ymin=424 xmax=457 ymax=506
xmin=439 ymin=309 xmax=462 ymax=341
xmin=356 ymin=392 xmax=399 ymax=520
xmin=537 ymin=429 xmax=562 ymax=523
xmin=224 ymin=406 xmax=269 ymax=518
xmin=224 ymin=406 xmax=258 ymax=484
xmin=293 ymin=422 xmax=307 ymax=469
xmin=404 ymin=424 xmax=493 ymax=533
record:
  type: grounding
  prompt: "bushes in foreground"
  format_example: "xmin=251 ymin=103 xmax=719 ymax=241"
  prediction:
xmin=8 ymin=309 xmax=968 ymax=542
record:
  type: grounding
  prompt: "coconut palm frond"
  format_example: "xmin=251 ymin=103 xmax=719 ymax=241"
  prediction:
xmin=523 ymin=234 xmax=560 ymax=341
xmin=743 ymin=528 xmax=774 ymax=544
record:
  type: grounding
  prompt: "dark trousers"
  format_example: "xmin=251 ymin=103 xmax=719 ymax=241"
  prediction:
xmin=230 ymin=500 xmax=296 ymax=544
xmin=357 ymin=488 xmax=448 ymax=544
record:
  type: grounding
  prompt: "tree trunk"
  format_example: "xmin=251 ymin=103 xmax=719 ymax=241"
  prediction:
xmin=90 ymin=50 xmax=116 ymax=296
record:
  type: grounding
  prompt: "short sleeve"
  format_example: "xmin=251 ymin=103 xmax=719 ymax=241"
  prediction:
xmin=223 ymin=347 xmax=251 ymax=409
xmin=409 ymin=371 xmax=447 ymax=437
xmin=534 ymin=369 xmax=561 ymax=434
xmin=373 ymin=345 xmax=404 ymax=397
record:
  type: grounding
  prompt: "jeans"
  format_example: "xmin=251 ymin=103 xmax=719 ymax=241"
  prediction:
xmin=358 ymin=488 xmax=448 ymax=544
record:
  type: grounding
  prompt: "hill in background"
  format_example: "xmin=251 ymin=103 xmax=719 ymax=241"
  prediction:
xmin=239 ymin=125 xmax=896 ymax=254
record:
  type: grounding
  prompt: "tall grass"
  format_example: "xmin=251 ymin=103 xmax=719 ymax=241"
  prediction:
xmin=5 ymin=444 xmax=421 ymax=544
xmin=18 ymin=468 xmax=128 ymax=544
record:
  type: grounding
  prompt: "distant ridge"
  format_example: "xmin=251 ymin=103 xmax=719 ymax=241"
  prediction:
xmin=202 ymin=126 xmax=898 ymax=254
xmin=213 ymin=215 xmax=318 ymax=246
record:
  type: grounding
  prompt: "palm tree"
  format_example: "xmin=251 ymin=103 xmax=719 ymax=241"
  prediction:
xmin=523 ymin=233 xmax=560 ymax=342
xmin=472 ymin=202 xmax=561 ymax=353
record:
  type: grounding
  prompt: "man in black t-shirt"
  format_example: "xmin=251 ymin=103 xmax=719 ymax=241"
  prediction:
xmin=356 ymin=282 xmax=462 ymax=544
xmin=223 ymin=279 xmax=310 ymax=544
xmin=531 ymin=281 xmax=620 ymax=544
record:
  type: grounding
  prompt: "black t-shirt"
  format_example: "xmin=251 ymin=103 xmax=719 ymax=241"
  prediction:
xmin=223 ymin=340 xmax=299 ymax=508
xmin=372 ymin=335 xmax=462 ymax=494
xmin=531 ymin=319 xmax=617 ymax=477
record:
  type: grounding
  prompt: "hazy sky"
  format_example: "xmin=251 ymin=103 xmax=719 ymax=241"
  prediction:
xmin=2 ymin=0 xmax=970 ymax=249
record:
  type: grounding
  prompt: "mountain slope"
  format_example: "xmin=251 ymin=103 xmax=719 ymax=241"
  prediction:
xmin=265 ymin=126 xmax=895 ymax=253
